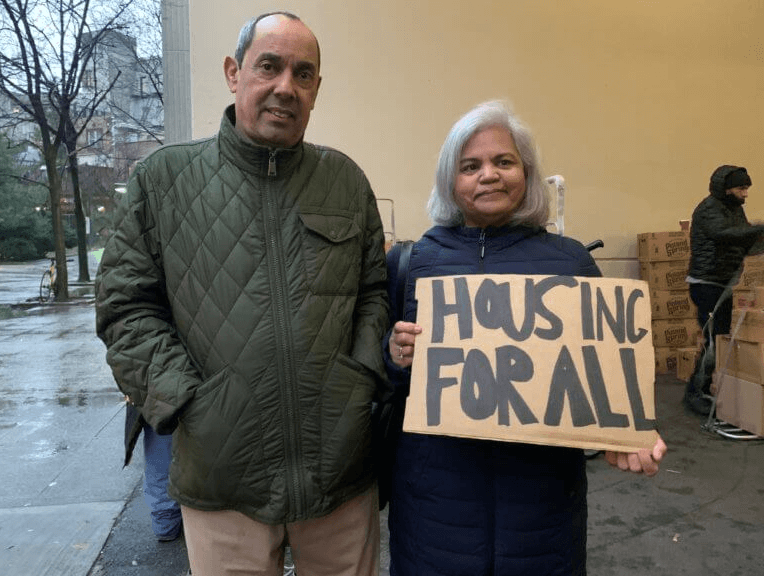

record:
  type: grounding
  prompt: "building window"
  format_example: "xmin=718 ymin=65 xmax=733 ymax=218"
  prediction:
xmin=83 ymin=69 xmax=95 ymax=88
xmin=87 ymin=129 xmax=101 ymax=146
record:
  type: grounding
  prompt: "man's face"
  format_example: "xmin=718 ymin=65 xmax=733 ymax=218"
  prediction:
xmin=727 ymin=186 xmax=750 ymax=203
xmin=224 ymin=15 xmax=321 ymax=148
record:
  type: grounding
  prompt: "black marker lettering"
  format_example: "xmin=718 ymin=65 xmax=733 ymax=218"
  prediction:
xmin=626 ymin=289 xmax=649 ymax=344
xmin=596 ymin=286 xmax=625 ymax=343
xmin=495 ymin=345 xmax=537 ymax=426
xmin=580 ymin=281 xmax=595 ymax=340
xmin=474 ymin=278 xmax=535 ymax=341
xmin=460 ymin=349 xmax=498 ymax=421
xmin=431 ymin=277 xmax=473 ymax=343
xmin=620 ymin=348 xmax=656 ymax=430
xmin=534 ymin=276 xmax=577 ymax=340
xmin=582 ymin=346 xmax=629 ymax=428
xmin=544 ymin=345 xmax=597 ymax=427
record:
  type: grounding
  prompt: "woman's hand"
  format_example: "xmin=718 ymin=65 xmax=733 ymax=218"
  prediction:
xmin=604 ymin=435 xmax=667 ymax=477
xmin=389 ymin=321 xmax=422 ymax=369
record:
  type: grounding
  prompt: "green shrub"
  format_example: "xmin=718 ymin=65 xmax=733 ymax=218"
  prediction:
xmin=0 ymin=237 xmax=39 ymax=261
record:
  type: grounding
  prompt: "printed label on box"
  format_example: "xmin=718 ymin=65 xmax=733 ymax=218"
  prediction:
xmin=652 ymin=319 xmax=699 ymax=347
xmin=640 ymin=260 xmax=690 ymax=290
xmin=637 ymin=231 xmax=691 ymax=262
xmin=650 ymin=289 xmax=696 ymax=319
xmin=654 ymin=347 xmax=679 ymax=374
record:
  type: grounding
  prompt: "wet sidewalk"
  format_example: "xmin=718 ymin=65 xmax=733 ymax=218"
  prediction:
xmin=0 ymin=303 xmax=142 ymax=575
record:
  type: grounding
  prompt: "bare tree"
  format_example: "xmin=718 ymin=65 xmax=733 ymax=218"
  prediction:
xmin=0 ymin=0 xmax=135 ymax=296
xmin=63 ymin=4 xmax=163 ymax=283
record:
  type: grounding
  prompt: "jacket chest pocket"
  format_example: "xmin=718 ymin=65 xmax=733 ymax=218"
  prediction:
xmin=299 ymin=213 xmax=363 ymax=295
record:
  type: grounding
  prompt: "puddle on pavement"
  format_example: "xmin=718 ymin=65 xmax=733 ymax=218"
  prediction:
xmin=21 ymin=439 xmax=71 ymax=460
xmin=2 ymin=388 xmax=122 ymax=410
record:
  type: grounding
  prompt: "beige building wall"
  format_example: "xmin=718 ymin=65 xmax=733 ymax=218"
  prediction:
xmin=183 ymin=0 xmax=763 ymax=278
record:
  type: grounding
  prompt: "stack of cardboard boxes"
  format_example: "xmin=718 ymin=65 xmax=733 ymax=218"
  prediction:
xmin=711 ymin=258 xmax=764 ymax=436
xmin=730 ymin=254 xmax=764 ymax=308
xmin=637 ymin=230 xmax=700 ymax=376
xmin=636 ymin=229 xmax=764 ymax=434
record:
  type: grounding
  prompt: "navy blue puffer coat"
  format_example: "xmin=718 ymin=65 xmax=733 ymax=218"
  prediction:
xmin=385 ymin=224 xmax=601 ymax=576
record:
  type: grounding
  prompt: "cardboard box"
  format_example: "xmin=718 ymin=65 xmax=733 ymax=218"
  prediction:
xmin=652 ymin=318 xmax=700 ymax=348
xmin=637 ymin=231 xmax=691 ymax=262
xmin=732 ymin=289 xmax=756 ymax=310
xmin=713 ymin=373 xmax=764 ymax=436
xmin=729 ymin=309 xmax=764 ymax=343
xmin=640 ymin=260 xmax=690 ymax=290
xmin=735 ymin=256 xmax=764 ymax=289
xmin=650 ymin=289 xmax=696 ymax=319
xmin=716 ymin=335 xmax=764 ymax=384
xmin=744 ymin=253 xmax=764 ymax=265
xmin=677 ymin=346 xmax=701 ymax=381
xmin=654 ymin=347 xmax=679 ymax=374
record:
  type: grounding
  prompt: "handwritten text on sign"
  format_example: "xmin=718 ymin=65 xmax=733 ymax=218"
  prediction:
xmin=404 ymin=275 xmax=658 ymax=452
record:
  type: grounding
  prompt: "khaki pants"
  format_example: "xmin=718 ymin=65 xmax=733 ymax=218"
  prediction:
xmin=181 ymin=486 xmax=379 ymax=576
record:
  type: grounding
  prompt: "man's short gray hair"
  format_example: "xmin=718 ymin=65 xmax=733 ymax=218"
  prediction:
xmin=427 ymin=100 xmax=550 ymax=228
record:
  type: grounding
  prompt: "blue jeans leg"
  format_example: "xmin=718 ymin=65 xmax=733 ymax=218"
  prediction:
xmin=143 ymin=426 xmax=182 ymax=540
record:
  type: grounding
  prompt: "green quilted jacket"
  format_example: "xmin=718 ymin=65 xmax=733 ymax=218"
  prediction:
xmin=96 ymin=106 xmax=389 ymax=523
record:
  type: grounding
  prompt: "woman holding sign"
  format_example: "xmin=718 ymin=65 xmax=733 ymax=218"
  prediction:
xmin=384 ymin=101 xmax=667 ymax=576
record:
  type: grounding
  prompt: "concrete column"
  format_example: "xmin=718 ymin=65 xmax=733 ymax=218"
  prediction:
xmin=162 ymin=0 xmax=191 ymax=144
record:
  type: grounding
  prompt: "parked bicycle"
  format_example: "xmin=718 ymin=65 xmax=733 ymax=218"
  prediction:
xmin=39 ymin=258 xmax=57 ymax=302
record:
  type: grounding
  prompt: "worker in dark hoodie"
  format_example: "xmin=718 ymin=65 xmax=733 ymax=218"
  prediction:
xmin=685 ymin=165 xmax=764 ymax=415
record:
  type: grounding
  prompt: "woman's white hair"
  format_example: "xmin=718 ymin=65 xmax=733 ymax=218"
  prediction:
xmin=427 ymin=100 xmax=550 ymax=227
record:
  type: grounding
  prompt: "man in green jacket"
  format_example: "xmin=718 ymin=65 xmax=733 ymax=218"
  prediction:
xmin=96 ymin=11 xmax=389 ymax=576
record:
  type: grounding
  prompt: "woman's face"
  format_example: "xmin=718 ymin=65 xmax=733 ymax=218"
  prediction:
xmin=453 ymin=125 xmax=526 ymax=228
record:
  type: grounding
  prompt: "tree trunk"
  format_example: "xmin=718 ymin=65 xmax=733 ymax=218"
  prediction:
xmin=44 ymin=148 xmax=69 ymax=301
xmin=69 ymin=154 xmax=91 ymax=282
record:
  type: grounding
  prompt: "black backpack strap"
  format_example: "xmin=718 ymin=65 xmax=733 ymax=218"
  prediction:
xmin=375 ymin=240 xmax=413 ymax=511
xmin=395 ymin=240 xmax=414 ymax=321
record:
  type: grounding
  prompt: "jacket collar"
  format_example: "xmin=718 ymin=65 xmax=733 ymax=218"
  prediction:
xmin=428 ymin=223 xmax=543 ymax=248
xmin=451 ymin=223 xmax=543 ymax=240
xmin=218 ymin=104 xmax=304 ymax=178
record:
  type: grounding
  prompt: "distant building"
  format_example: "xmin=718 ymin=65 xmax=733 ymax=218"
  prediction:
xmin=79 ymin=30 xmax=164 ymax=179
xmin=0 ymin=30 xmax=163 ymax=233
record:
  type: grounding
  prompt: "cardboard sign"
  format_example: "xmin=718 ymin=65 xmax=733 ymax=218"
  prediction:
xmin=405 ymin=274 xmax=659 ymax=452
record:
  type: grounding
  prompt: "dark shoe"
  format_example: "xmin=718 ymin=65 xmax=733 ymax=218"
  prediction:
xmin=683 ymin=391 xmax=713 ymax=416
xmin=683 ymin=370 xmax=714 ymax=415
xmin=157 ymin=532 xmax=181 ymax=542
xmin=156 ymin=522 xmax=183 ymax=542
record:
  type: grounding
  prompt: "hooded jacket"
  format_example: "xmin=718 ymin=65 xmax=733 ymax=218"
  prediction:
xmin=96 ymin=105 xmax=389 ymax=523
xmin=385 ymin=225 xmax=601 ymax=576
xmin=688 ymin=165 xmax=764 ymax=286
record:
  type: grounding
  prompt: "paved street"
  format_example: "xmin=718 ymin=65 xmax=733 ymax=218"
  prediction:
xmin=1 ymin=255 xmax=763 ymax=575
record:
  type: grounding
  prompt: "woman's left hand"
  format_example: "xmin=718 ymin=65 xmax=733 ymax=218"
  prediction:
xmin=389 ymin=321 xmax=422 ymax=369
xmin=604 ymin=434 xmax=667 ymax=477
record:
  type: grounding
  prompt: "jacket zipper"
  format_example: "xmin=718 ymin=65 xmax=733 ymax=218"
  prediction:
xmin=264 ymin=148 xmax=305 ymax=516
xmin=479 ymin=228 xmax=494 ymax=575
xmin=479 ymin=230 xmax=486 ymax=273
xmin=268 ymin=150 xmax=277 ymax=176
